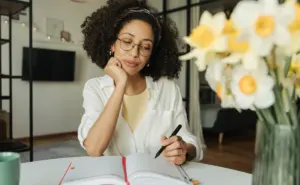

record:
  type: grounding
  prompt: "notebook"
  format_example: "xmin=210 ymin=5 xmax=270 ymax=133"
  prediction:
xmin=59 ymin=153 xmax=192 ymax=185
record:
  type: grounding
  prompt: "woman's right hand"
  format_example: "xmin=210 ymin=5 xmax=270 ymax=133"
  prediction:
xmin=104 ymin=57 xmax=128 ymax=88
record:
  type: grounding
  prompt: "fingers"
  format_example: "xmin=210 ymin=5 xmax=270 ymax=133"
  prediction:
xmin=164 ymin=140 xmax=187 ymax=154
xmin=161 ymin=136 xmax=188 ymax=165
xmin=161 ymin=135 xmax=182 ymax=146
xmin=163 ymin=147 xmax=186 ymax=157
xmin=167 ymin=156 xmax=186 ymax=165
xmin=108 ymin=57 xmax=122 ymax=68
xmin=161 ymin=136 xmax=167 ymax=142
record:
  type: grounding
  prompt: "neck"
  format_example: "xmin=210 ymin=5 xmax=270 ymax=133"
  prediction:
xmin=125 ymin=74 xmax=146 ymax=96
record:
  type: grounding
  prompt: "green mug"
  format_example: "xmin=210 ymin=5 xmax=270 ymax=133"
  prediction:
xmin=0 ymin=152 xmax=20 ymax=185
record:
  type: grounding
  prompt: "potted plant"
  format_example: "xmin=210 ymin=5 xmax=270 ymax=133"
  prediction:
xmin=179 ymin=0 xmax=300 ymax=184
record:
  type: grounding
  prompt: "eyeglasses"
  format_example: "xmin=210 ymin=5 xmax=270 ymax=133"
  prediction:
xmin=117 ymin=38 xmax=153 ymax=57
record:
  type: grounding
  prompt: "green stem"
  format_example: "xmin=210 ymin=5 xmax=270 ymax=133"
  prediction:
xmin=269 ymin=47 xmax=291 ymax=125
xmin=284 ymin=88 xmax=299 ymax=126
xmin=284 ymin=56 xmax=292 ymax=78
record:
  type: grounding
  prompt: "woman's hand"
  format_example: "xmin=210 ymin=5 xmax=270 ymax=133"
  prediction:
xmin=161 ymin=136 xmax=188 ymax=165
xmin=104 ymin=57 xmax=127 ymax=88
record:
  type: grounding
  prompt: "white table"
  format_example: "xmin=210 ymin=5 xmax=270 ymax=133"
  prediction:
xmin=20 ymin=157 xmax=252 ymax=185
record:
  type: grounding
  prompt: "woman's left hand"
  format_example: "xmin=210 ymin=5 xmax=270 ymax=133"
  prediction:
xmin=161 ymin=136 xmax=188 ymax=165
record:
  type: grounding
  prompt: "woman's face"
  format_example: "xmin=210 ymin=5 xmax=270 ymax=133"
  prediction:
xmin=111 ymin=19 xmax=154 ymax=76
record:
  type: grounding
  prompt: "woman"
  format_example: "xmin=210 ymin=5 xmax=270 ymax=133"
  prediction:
xmin=78 ymin=0 xmax=202 ymax=165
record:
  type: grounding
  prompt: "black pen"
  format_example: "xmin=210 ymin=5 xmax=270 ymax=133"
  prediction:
xmin=154 ymin=124 xmax=182 ymax=158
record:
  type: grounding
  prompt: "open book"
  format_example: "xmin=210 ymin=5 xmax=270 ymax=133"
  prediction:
xmin=59 ymin=153 xmax=192 ymax=185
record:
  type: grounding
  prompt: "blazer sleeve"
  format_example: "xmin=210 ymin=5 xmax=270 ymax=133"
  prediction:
xmin=174 ymin=84 xmax=203 ymax=161
xmin=78 ymin=79 xmax=104 ymax=150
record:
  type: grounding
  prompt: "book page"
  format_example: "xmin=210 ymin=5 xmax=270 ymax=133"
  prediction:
xmin=126 ymin=153 xmax=185 ymax=182
xmin=61 ymin=156 xmax=125 ymax=184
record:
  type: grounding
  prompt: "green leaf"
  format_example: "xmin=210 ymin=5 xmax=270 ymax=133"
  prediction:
xmin=284 ymin=56 xmax=292 ymax=78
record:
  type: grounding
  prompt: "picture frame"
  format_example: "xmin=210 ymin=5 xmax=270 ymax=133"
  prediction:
xmin=46 ymin=18 xmax=64 ymax=39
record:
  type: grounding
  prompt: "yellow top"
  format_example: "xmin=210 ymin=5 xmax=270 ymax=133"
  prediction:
xmin=122 ymin=89 xmax=149 ymax=132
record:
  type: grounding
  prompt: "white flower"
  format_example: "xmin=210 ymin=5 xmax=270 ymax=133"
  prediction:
xmin=231 ymin=0 xmax=295 ymax=56
xmin=231 ymin=62 xmax=275 ymax=109
xmin=281 ymin=1 xmax=300 ymax=55
xmin=288 ymin=0 xmax=300 ymax=33
xmin=205 ymin=61 xmax=238 ymax=108
xmin=284 ymin=31 xmax=300 ymax=55
xmin=179 ymin=11 xmax=227 ymax=71
xmin=218 ymin=19 xmax=262 ymax=70
xmin=205 ymin=61 xmax=225 ymax=95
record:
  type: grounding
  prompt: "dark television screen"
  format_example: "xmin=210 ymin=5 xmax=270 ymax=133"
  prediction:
xmin=22 ymin=47 xmax=75 ymax=81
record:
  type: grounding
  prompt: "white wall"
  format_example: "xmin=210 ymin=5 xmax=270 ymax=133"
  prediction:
xmin=1 ymin=0 xmax=106 ymax=138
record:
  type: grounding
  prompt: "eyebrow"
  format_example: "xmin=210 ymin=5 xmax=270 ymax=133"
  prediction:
xmin=119 ymin=32 xmax=153 ymax=43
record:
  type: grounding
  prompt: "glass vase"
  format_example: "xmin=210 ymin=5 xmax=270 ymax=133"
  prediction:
xmin=252 ymin=122 xmax=300 ymax=185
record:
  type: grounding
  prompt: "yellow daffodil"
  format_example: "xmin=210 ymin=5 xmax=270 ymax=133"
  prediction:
xmin=205 ymin=61 xmax=238 ymax=108
xmin=220 ymin=19 xmax=262 ymax=69
xmin=231 ymin=62 xmax=275 ymax=109
xmin=288 ymin=0 xmax=300 ymax=32
xmin=205 ymin=61 xmax=225 ymax=96
xmin=231 ymin=0 xmax=295 ymax=57
xmin=283 ymin=31 xmax=300 ymax=55
xmin=179 ymin=11 xmax=227 ymax=71
xmin=283 ymin=0 xmax=300 ymax=55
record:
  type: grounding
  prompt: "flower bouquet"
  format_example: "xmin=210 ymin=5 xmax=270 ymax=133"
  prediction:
xmin=179 ymin=0 xmax=300 ymax=184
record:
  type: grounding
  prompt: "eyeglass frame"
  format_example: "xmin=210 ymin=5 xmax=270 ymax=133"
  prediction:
xmin=116 ymin=38 xmax=153 ymax=57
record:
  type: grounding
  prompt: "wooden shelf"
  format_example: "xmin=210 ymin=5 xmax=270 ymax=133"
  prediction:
xmin=0 ymin=38 xmax=9 ymax=45
xmin=0 ymin=140 xmax=30 ymax=153
xmin=0 ymin=0 xmax=29 ymax=16
xmin=0 ymin=95 xmax=10 ymax=99
xmin=0 ymin=74 xmax=22 ymax=79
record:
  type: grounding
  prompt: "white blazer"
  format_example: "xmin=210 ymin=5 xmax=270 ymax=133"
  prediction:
xmin=78 ymin=75 xmax=203 ymax=161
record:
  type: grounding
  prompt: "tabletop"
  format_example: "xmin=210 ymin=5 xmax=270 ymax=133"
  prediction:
xmin=20 ymin=157 xmax=252 ymax=185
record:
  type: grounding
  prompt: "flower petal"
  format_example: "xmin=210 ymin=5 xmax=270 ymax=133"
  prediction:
xmin=222 ymin=54 xmax=242 ymax=64
xmin=277 ymin=0 xmax=295 ymax=25
xmin=285 ymin=31 xmax=300 ymax=55
xmin=250 ymin=35 xmax=273 ymax=56
xmin=195 ymin=58 xmax=207 ymax=71
xmin=258 ymin=75 xmax=275 ymax=91
xmin=257 ymin=60 xmax=269 ymax=75
xmin=205 ymin=70 xmax=216 ymax=90
xmin=261 ymin=0 xmax=278 ymax=15
xmin=235 ymin=94 xmax=255 ymax=109
xmin=211 ymin=36 xmax=227 ymax=52
xmin=275 ymin=26 xmax=291 ymax=46
xmin=200 ymin=11 xmax=213 ymax=26
xmin=254 ymin=90 xmax=275 ymax=109
xmin=231 ymin=1 xmax=261 ymax=29
xmin=243 ymin=51 xmax=261 ymax=70
xmin=205 ymin=61 xmax=224 ymax=90
xmin=212 ymin=12 xmax=226 ymax=34
xmin=183 ymin=37 xmax=198 ymax=48
xmin=221 ymin=95 xmax=237 ymax=108
xmin=179 ymin=49 xmax=199 ymax=61
xmin=194 ymin=51 xmax=207 ymax=71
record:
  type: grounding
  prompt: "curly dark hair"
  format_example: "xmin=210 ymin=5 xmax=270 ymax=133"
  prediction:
xmin=81 ymin=0 xmax=182 ymax=81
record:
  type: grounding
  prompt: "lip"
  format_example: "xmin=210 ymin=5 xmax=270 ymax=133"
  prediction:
xmin=123 ymin=60 xmax=139 ymax=68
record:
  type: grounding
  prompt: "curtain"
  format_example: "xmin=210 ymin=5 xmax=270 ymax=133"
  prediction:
xmin=188 ymin=0 xmax=206 ymax=148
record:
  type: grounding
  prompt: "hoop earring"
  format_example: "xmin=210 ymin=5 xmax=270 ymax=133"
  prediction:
xmin=146 ymin=63 xmax=150 ymax=67
xmin=109 ymin=50 xmax=114 ymax=57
